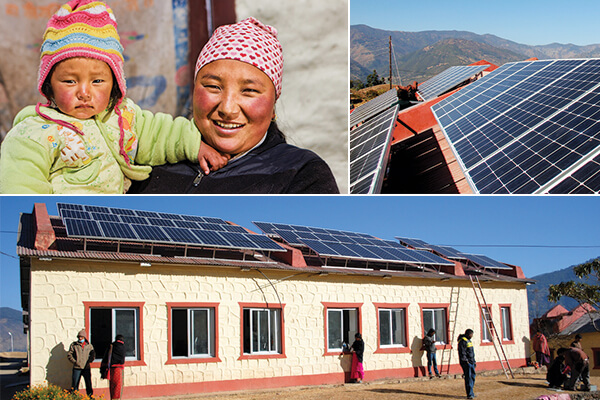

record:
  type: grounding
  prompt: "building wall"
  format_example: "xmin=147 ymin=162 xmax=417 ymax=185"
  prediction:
xmin=29 ymin=259 xmax=530 ymax=397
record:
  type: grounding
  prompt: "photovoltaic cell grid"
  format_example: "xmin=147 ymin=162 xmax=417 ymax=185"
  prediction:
xmin=418 ymin=64 xmax=489 ymax=101
xmin=57 ymin=203 xmax=285 ymax=252
xmin=397 ymin=237 xmax=512 ymax=270
xmin=253 ymin=222 xmax=453 ymax=266
xmin=350 ymin=104 xmax=400 ymax=194
xmin=431 ymin=58 xmax=600 ymax=194
xmin=350 ymin=89 xmax=398 ymax=127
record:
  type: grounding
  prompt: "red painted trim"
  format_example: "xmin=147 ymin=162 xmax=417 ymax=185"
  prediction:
xmin=373 ymin=303 xmax=410 ymax=354
xmin=238 ymin=302 xmax=286 ymax=360
xmin=165 ymin=302 xmax=221 ymax=365
xmin=592 ymin=347 xmax=600 ymax=369
xmin=479 ymin=305 xmax=493 ymax=346
xmin=321 ymin=302 xmax=363 ymax=355
xmin=84 ymin=301 xmax=146 ymax=368
xmin=87 ymin=357 xmax=529 ymax=398
xmin=498 ymin=304 xmax=515 ymax=344
xmin=418 ymin=303 xmax=450 ymax=345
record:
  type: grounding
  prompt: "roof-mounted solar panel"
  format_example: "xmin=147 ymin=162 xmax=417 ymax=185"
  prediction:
xmin=350 ymin=104 xmax=400 ymax=194
xmin=418 ymin=64 xmax=489 ymax=101
xmin=432 ymin=58 xmax=600 ymax=194
xmin=395 ymin=237 xmax=430 ymax=249
xmin=57 ymin=203 xmax=285 ymax=253
xmin=350 ymin=89 xmax=398 ymax=127
xmin=462 ymin=253 xmax=512 ymax=270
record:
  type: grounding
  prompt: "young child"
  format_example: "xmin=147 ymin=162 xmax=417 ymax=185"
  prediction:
xmin=0 ymin=0 xmax=227 ymax=194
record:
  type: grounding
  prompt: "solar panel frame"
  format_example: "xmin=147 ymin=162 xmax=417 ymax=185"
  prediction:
xmin=432 ymin=58 xmax=600 ymax=194
xmin=349 ymin=88 xmax=398 ymax=127
xmin=350 ymin=104 xmax=400 ymax=194
xmin=63 ymin=218 xmax=103 ymax=238
xmin=418 ymin=64 xmax=490 ymax=101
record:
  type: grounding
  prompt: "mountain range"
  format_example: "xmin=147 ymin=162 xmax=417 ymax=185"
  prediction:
xmin=0 ymin=307 xmax=27 ymax=352
xmin=351 ymin=24 xmax=600 ymax=85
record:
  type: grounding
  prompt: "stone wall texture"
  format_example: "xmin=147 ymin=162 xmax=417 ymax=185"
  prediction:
xmin=29 ymin=258 xmax=530 ymax=392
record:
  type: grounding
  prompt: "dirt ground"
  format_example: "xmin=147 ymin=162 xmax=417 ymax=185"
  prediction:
xmin=178 ymin=373 xmax=600 ymax=400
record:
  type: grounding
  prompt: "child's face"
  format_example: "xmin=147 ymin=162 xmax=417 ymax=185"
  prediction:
xmin=50 ymin=57 xmax=114 ymax=120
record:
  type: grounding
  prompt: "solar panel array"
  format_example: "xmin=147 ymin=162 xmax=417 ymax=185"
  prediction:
xmin=254 ymin=222 xmax=453 ymax=266
xmin=431 ymin=58 xmax=600 ymax=194
xmin=418 ymin=64 xmax=489 ymax=101
xmin=350 ymin=89 xmax=398 ymax=127
xmin=350 ymin=104 xmax=400 ymax=194
xmin=57 ymin=203 xmax=285 ymax=252
xmin=397 ymin=237 xmax=512 ymax=270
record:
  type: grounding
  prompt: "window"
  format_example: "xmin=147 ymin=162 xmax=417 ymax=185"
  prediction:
xmin=481 ymin=306 xmax=492 ymax=342
xmin=500 ymin=306 xmax=513 ymax=342
xmin=239 ymin=303 xmax=284 ymax=358
xmin=167 ymin=303 xmax=218 ymax=363
xmin=84 ymin=302 xmax=144 ymax=366
xmin=593 ymin=348 xmax=600 ymax=369
xmin=379 ymin=308 xmax=407 ymax=347
xmin=422 ymin=307 xmax=447 ymax=344
xmin=323 ymin=302 xmax=362 ymax=354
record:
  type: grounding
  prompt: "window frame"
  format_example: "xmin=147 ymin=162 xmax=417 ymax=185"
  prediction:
xmin=374 ymin=303 xmax=410 ymax=354
xmin=84 ymin=301 xmax=146 ymax=368
xmin=593 ymin=347 xmax=600 ymax=370
xmin=499 ymin=304 xmax=515 ymax=344
xmin=322 ymin=302 xmax=362 ymax=356
xmin=166 ymin=302 xmax=220 ymax=365
xmin=419 ymin=303 xmax=450 ymax=349
xmin=480 ymin=305 xmax=493 ymax=345
xmin=238 ymin=302 xmax=286 ymax=360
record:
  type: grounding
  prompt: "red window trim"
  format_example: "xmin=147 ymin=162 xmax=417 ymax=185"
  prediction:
xmin=592 ymin=347 xmax=600 ymax=369
xmin=479 ymin=305 xmax=494 ymax=346
xmin=84 ymin=301 xmax=146 ymax=367
xmin=373 ymin=303 xmax=410 ymax=354
xmin=498 ymin=304 xmax=515 ymax=345
xmin=165 ymin=302 xmax=221 ymax=365
xmin=419 ymin=303 xmax=451 ymax=350
xmin=322 ymin=302 xmax=363 ymax=356
xmin=238 ymin=302 xmax=286 ymax=360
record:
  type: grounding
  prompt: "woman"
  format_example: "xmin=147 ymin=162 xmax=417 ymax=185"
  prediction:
xmin=532 ymin=330 xmax=551 ymax=366
xmin=350 ymin=333 xmax=365 ymax=383
xmin=129 ymin=17 xmax=339 ymax=194
xmin=101 ymin=335 xmax=126 ymax=400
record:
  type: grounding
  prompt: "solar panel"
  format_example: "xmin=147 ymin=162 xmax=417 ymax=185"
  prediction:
xmin=254 ymin=221 xmax=454 ymax=266
xmin=58 ymin=203 xmax=285 ymax=253
xmin=418 ymin=64 xmax=489 ymax=101
xmin=462 ymin=253 xmax=512 ymax=270
xmin=395 ymin=237 xmax=430 ymax=249
xmin=350 ymin=104 xmax=400 ymax=194
xmin=432 ymin=58 xmax=600 ymax=193
xmin=427 ymin=245 xmax=468 ymax=260
xmin=350 ymin=88 xmax=398 ymax=127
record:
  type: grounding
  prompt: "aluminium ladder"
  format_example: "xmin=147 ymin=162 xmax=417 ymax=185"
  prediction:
xmin=440 ymin=285 xmax=460 ymax=374
xmin=469 ymin=275 xmax=514 ymax=379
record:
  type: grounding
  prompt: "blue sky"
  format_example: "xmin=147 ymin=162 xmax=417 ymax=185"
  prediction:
xmin=2 ymin=196 xmax=600 ymax=311
xmin=350 ymin=0 xmax=600 ymax=46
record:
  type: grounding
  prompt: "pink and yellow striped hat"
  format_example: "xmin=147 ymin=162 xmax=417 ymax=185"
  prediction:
xmin=38 ymin=0 xmax=126 ymax=100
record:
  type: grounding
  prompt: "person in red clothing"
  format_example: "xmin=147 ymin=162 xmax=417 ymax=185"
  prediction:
xmin=101 ymin=335 xmax=126 ymax=399
xmin=532 ymin=330 xmax=551 ymax=366
xmin=558 ymin=347 xmax=591 ymax=391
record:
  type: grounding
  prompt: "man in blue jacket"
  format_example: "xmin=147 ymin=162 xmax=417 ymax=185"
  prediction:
xmin=458 ymin=329 xmax=476 ymax=399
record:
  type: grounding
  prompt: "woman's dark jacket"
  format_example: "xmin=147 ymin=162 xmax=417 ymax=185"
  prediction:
xmin=102 ymin=340 xmax=126 ymax=367
xmin=351 ymin=339 xmax=364 ymax=363
xmin=128 ymin=129 xmax=339 ymax=194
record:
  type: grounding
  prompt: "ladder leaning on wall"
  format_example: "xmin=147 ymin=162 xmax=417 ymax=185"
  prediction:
xmin=440 ymin=285 xmax=460 ymax=374
xmin=469 ymin=275 xmax=515 ymax=379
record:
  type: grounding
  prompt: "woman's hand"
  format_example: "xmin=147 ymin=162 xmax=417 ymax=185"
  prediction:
xmin=198 ymin=141 xmax=231 ymax=175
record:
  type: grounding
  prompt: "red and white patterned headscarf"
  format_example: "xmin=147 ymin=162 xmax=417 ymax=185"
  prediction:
xmin=195 ymin=17 xmax=283 ymax=99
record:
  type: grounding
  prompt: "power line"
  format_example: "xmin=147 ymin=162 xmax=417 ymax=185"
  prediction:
xmin=0 ymin=251 xmax=18 ymax=260
xmin=441 ymin=244 xmax=600 ymax=249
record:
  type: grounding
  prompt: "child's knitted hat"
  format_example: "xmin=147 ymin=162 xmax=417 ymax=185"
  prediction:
xmin=37 ymin=0 xmax=131 ymax=165
xmin=38 ymin=0 xmax=126 ymax=100
xmin=195 ymin=17 xmax=283 ymax=99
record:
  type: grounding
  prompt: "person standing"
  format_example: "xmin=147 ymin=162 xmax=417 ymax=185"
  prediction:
xmin=458 ymin=329 xmax=476 ymax=400
xmin=570 ymin=334 xmax=583 ymax=349
xmin=101 ymin=335 xmax=127 ymax=399
xmin=558 ymin=347 xmax=591 ymax=391
xmin=423 ymin=328 xmax=441 ymax=378
xmin=67 ymin=329 xmax=95 ymax=396
xmin=350 ymin=333 xmax=365 ymax=383
xmin=532 ymin=330 xmax=551 ymax=366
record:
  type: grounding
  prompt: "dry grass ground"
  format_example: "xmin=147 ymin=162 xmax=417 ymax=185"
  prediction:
xmin=351 ymin=84 xmax=391 ymax=107
xmin=170 ymin=373 xmax=600 ymax=400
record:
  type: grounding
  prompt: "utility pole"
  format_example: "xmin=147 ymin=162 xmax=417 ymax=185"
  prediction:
xmin=8 ymin=332 xmax=13 ymax=352
xmin=389 ymin=36 xmax=392 ymax=89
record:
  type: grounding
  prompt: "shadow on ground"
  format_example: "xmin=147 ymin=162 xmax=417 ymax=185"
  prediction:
xmin=368 ymin=388 xmax=463 ymax=399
